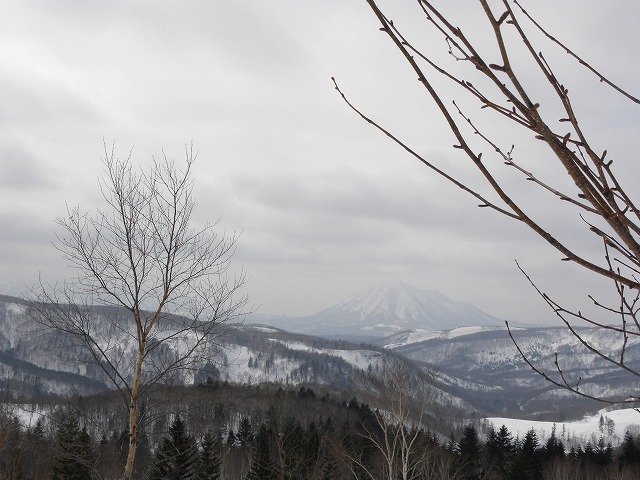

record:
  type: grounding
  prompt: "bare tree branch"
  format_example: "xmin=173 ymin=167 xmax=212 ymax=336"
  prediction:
xmin=339 ymin=0 xmax=640 ymax=404
xmin=30 ymin=143 xmax=248 ymax=480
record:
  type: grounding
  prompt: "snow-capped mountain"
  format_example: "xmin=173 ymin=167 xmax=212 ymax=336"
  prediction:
xmin=258 ymin=282 xmax=505 ymax=338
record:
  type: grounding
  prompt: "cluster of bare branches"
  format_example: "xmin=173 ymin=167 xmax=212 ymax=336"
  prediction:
xmin=340 ymin=357 xmax=443 ymax=480
xmin=335 ymin=0 xmax=640 ymax=403
xmin=30 ymin=143 xmax=247 ymax=480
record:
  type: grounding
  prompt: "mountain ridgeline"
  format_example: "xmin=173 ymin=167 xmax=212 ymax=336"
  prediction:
xmin=1 ymin=283 xmax=639 ymax=421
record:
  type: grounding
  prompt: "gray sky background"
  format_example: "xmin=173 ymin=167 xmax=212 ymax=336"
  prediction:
xmin=1 ymin=1 xmax=638 ymax=325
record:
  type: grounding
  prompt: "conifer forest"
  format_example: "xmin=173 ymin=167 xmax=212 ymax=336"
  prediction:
xmin=1 ymin=383 xmax=640 ymax=479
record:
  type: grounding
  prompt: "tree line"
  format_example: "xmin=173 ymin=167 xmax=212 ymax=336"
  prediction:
xmin=1 ymin=384 xmax=640 ymax=479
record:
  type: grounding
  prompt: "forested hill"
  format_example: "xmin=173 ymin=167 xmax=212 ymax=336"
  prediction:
xmin=0 ymin=295 xmax=472 ymax=418
xmin=0 ymin=295 xmax=638 ymax=420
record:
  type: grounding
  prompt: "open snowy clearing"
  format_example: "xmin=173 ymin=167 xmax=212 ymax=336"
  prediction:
xmin=485 ymin=408 xmax=640 ymax=447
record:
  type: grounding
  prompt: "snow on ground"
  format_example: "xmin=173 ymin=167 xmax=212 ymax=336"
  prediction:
xmin=484 ymin=408 xmax=640 ymax=447
xmin=279 ymin=341 xmax=313 ymax=352
xmin=221 ymin=342 xmax=312 ymax=385
xmin=225 ymin=338 xmax=385 ymax=384
xmin=448 ymin=326 xmax=497 ymax=338
xmin=382 ymin=330 xmax=445 ymax=349
xmin=382 ymin=326 xmax=504 ymax=349
xmin=276 ymin=340 xmax=384 ymax=370
xmin=323 ymin=348 xmax=383 ymax=369
xmin=248 ymin=325 xmax=280 ymax=333
xmin=6 ymin=303 xmax=26 ymax=316
xmin=8 ymin=404 xmax=47 ymax=430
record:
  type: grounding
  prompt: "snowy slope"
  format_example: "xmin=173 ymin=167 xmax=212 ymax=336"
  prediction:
xmin=383 ymin=324 xmax=640 ymax=417
xmin=2 ymin=294 xmax=637 ymax=422
xmin=380 ymin=326 xmax=504 ymax=349
xmin=484 ymin=408 xmax=640 ymax=449
xmin=0 ymin=296 xmax=474 ymax=414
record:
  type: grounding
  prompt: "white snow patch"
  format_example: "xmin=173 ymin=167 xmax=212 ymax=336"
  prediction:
xmin=6 ymin=303 xmax=26 ymax=316
xmin=249 ymin=326 xmax=280 ymax=333
xmin=448 ymin=326 xmax=492 ymax=338
xmin=275 ymin=341 xmax=384 ymax=370
xmin=382 ymin=326 xmax=505 ymax=349
xmin=485 ymin=408 xmax=640 ymax=447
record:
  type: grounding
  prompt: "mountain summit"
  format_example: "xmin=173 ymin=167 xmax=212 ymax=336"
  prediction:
xmin=258 ymin=282 xmax=505 ymax=338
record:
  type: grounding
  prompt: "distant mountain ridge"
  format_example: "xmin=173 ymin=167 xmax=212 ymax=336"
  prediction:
xmin=0 ymin=295 xmax=475 ymax=419
xmin=255 ymin=282 xmax=505 ymax=338
xmin=0 ymin=294 xmax=635 ymax=419
xmin=377 ymin=324 xmax=640 ymax=416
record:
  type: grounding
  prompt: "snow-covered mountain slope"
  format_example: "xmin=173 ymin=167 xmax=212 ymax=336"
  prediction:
xmin=0 ymin=295 xmax=473 ymax=415
xmin=381 ymin=324 xmax=640 ymax=418
xmin=257 ymin=282 xmax=505 ymax=338
xmin=379 ymin=326 xmax=504 ymax=349
xmin=2 ymin=294 xmax=637 ymax=421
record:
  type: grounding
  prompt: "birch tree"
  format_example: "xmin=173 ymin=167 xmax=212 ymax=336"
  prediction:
xmin=31 ymin=144 xmax=247 ymax=480
xmin=344 ymin=357 xmax=437 ymax=480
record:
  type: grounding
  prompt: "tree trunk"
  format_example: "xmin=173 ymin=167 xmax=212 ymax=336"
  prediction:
xmin=124 ymin=340 xmax=146 ymax=480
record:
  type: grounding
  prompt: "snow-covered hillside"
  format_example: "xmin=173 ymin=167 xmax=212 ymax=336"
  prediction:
xmin=380 ymin=325 xmax=505 ymax=349
xmin=381 ymin=323 xmax=640 ymax=417
xmin=0 ymin=295 xmax=475 ymax=415
xmin=485 ymin=408 xmax=640 ymax=449
xmin=2 ymin=294 xmax=638 ymax=422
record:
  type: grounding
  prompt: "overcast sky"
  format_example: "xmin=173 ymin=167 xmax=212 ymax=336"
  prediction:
xmin=1 ymin=1 xmax=638 ymax=325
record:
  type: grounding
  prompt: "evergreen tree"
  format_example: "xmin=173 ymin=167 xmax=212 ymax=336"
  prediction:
xmin=237 ymin=417 xmax=254 ymax=448
xmin=245 ymin=424 xmax=277 ymax=480
xmin=0 ymin=416 xmax=27 ymax=480
xmin=458 ymin=424 xmax=482 ymax=480
xmin=445 ymin=431 xmax=459 ymax=455
xmin=599 ymin=414 xmax=605 ymax=433
xmin=134 ymin=433 xmax=153 ymax=477
xmin=195 ymin=431 xmax=221 ymax=480
xmin=304 ymin=421 xmax=321 ymax=473
xmin=540 ymin=428 xmax=564 ymax=471
xmin=150 ymin=415 xmax=198 ymax=480
xmin=24 ymin=416 xmax=49 ymax=480
xmin=510 ymin=428 xmax=541 ymax=480
xmin=320 ymin=453 xmax=340 ymax=480
xmin=543 ymin=431 xmax=564 ymax=458
xmin=485 ymin=425 xmax=514 ymax=480
xmin=49 ymin=415 xmax=95 ymax=480
xmin=30 ymin=418 xmax=45 ymax=443
xmin=620 ymin=431 xmax=640 ymax=467
xmin=317 ymin=418 xmax=339 ymax=479
xmin=227 ymin=430 xmax=238 ymax=448
xmin=593 ymin=436 xmax=613 ymax=467
xmin=584 ymin=442 xmax=594 ymax=461
xmin=0 ymin=416 xmax=26 ymax=480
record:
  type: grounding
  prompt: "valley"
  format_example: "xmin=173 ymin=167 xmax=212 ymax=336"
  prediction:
xmin=1 ymin=284 xmax=640 ymax=478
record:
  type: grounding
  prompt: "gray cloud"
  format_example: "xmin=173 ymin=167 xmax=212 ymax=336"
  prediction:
xmin=0 ymin=0 xmax=636 ymax=326
xmin=0 ymin=145 xmax=53 ymax=190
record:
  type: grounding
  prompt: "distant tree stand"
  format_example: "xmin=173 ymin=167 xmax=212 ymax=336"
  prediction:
xmin=335 ymin=1 xmax=640 ymax=403
xmin=30 ymin=143 xmax=247 ymax=480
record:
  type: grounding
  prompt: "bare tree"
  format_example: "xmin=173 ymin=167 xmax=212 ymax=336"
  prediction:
xmin=30 ymin=143 xmax=247 ymax=480
xmin=334 ymin=1 xmax=640 ymax=403
xmin=342 ymin=356 xmax=438 ymax=480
